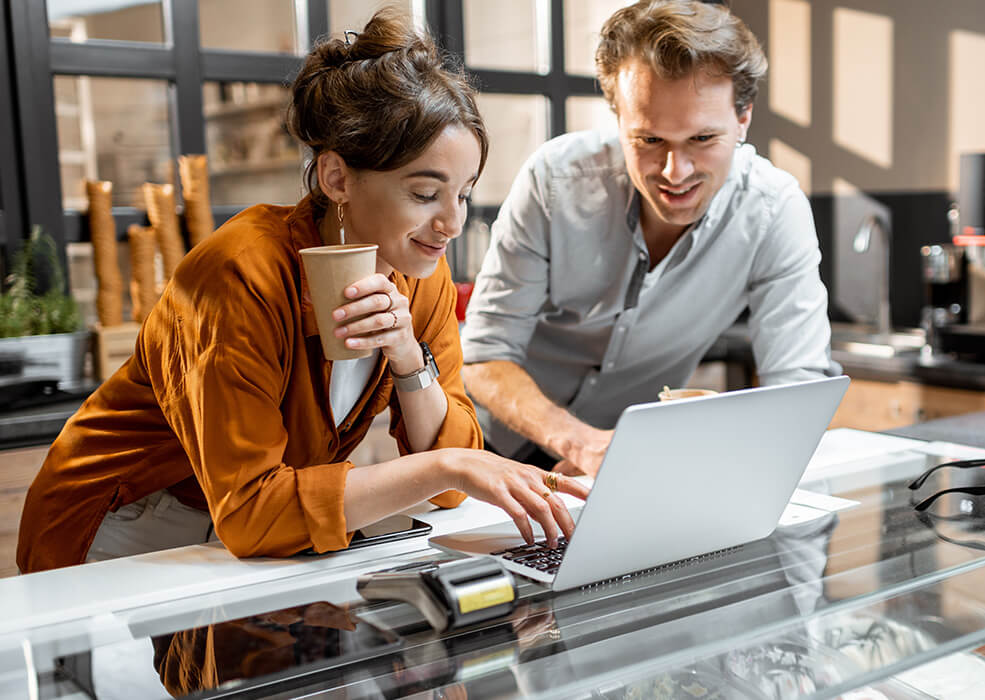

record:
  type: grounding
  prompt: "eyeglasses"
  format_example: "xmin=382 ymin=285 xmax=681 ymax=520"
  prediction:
xmin=908 ymin=459 xmax=985 ymax=512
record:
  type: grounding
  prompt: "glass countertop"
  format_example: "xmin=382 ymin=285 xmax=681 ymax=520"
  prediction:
xmin=21 ymin=448 xmax=985 ymax=699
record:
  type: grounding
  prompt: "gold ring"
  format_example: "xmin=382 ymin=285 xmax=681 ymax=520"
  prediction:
xmin=541 ymin=491 xmax=552 ymax=500
xmin=382 ymin=294 xmax=393 ymax=312
xmin=388 ymin=310 xmax=398 ymax=329
xmin=544 ymin=472 xmax=559 ymax=492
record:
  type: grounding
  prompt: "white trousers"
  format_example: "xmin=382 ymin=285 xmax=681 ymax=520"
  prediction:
xmin=85 ymin=489 xmax=220 ymax=563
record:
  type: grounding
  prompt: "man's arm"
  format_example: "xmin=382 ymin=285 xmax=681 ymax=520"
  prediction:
xmin=462 ymin=360 xmax=612 ymax=477
xmin=747 ymin=184 xmax=834 ymax=385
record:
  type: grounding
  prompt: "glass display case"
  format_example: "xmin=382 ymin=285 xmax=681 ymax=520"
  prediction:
xmin=9 ymin=446 xmax=985 ymax=698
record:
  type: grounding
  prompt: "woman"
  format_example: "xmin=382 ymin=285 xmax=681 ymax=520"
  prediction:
xmin=17 ymin=10 xmax=587 ymax=573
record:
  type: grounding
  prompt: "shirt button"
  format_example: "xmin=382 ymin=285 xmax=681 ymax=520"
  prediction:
xmin=606 ymin=361 xmax=615 ymax=369
xmin=638 ymin=252 xmax=646 ymax=261
xmin=616 ymin=327 xmax=626 ymax=334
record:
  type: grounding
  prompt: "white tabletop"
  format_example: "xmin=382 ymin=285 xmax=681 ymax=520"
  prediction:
xmin=0 ymin=429 xmax=956 ymax=651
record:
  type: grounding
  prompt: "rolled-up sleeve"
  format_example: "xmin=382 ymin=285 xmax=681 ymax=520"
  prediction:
xmin=747 ymin=185 xmax=834 ymax=385
xmin=388 ymin=259 xmax=481 ymax=509
xmin=461 ymin=153 xmax=552 ymax=365
xmin=152 ymin=260 xmax=355 ymax=557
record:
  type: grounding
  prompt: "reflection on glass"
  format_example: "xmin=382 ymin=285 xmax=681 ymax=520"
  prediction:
xmin=328 ymin=0 xmax=421 ymax=35
xmin=471 ymin=94 xmax=549 ymax=207
xmin=563 ymin=0 xmax=629 ymax=76
xmin=54 ymin=75 xmax=172 ymax=210
xmin=47 ymin=0 xmax=164 ymax=43
xmin=199 ymin=0 xmax=299 ymax=54
xmin=948 ymin=30 xmax=985 ymax=192
xmin=203 ymin=82 xmax=304 ymax=206
xmin=768 ymin=0 xmax=811 ymax=127
xmin=565 ymin=95 xmax=616 ymax=135
xmin=464 ymin=0 xmax=550 ymax=74
xmin=769 ymin=138 xmax=812 ymax=194
xmin=833 ymin=8 xmax=893 ymax=169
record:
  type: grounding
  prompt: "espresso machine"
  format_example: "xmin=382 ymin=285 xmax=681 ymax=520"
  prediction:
xmin=921 ymin=152 xmax=985 ymax=360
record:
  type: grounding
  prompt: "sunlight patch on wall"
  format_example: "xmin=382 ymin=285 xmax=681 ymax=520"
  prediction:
xmin=949 ymin=30 xmax=985 ymax=192
xmin=833 ymin=177 xmax=859 ymax=197
xmin=768 ymin=0 xmax=811 ymax=127
xmin=770 ymin=138 xmax=812 ymax=194
xmin=833 ymin=8 xmax=893 ymax=169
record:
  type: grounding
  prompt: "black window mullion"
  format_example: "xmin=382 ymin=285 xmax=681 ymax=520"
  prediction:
xmin=563 ymin=75 xmax=601 ymax=95
xmin=468 ymin=69 xmax=550 ymax=95
xmin=49 ymin=40 xmax=175 ymax=78
xmin=163 ymin=0 xmax=205 ymax=158
xmin=307 ymin=0 xmax=328 ymax=48
xmin=425 ymin=0 xmax=464 ymax=59
xmin=8 ymin=0 xmax=64 ymax=256
xmin=200 ymin=51 xmax=303 ymax=84
xmin=0 ymin=0 xmax=25 ymax=268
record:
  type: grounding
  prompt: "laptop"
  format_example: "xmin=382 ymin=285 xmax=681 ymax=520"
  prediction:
xmin=430 ymin=375 xmax=849 ymax=591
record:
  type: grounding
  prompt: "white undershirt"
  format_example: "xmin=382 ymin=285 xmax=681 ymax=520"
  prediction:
xmin=329 ymin=350 xmax=380 ymax=427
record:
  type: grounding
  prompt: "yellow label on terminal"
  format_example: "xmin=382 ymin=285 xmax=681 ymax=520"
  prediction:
xmin=456 ymin=579 xmax=515 ymax=614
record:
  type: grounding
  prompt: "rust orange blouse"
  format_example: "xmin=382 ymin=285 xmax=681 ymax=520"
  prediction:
xmin=17 ymin=196 xmax=476 ymax=573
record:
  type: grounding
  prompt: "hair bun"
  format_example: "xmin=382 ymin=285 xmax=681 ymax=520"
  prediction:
xmin=311 ymin=39 xmax=353 ymax=70
xmin=287 ymin=6 xmax=487 ymax=207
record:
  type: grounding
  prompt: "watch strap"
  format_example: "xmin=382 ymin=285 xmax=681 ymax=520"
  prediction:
xmin=391 ymin=341 xmax=439 ymax=392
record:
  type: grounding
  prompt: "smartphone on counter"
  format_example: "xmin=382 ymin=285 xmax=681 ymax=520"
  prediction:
xmin=303 ymin=514 xmax=432 ymax=555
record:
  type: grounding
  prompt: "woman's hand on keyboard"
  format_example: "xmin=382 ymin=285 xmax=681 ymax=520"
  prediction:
xmin=441 ymin=449 xmax=590 ymax=548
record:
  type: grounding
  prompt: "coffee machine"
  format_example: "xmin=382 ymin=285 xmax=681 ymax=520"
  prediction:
xmin=922 ymin=152 xmax=985 ymax=360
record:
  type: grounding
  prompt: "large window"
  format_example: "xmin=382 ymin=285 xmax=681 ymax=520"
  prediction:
xmin=1 ymin=0 xmax=603 ymax=283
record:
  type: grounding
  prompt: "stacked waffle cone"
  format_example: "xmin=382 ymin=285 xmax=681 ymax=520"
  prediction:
xmin=85 ymin=180 xmax=124 ymax=327
xmin=179 ymin=155 xmax=216 ymax=247
xmin=86 ymin=155 xmax=214 ymax=327
xmin=127 ymin=224 xmax=158 ymax=324
xmin=143 ymin=183 xmax=186 ymax=281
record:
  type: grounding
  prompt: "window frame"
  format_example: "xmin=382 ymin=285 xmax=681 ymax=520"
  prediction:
xmin=0 ymin=0 xmax=603 ymax=281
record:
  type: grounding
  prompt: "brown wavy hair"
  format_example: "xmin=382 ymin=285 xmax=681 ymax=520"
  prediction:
xmin=596 ymin=0 xmax=767 ymax=116
xmin=287 ymin=8 xmax=488 ymax=206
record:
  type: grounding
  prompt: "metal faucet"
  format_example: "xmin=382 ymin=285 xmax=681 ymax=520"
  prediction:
xmin=852 ymin=214 xmax=892 ymax=338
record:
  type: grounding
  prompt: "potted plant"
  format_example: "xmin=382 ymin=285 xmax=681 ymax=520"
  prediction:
xmin=0 ymin=225 xmax=89 ymax=390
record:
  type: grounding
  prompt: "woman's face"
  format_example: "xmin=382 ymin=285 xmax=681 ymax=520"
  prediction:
xmin=333 ymin=124 xmax=481 ymax=279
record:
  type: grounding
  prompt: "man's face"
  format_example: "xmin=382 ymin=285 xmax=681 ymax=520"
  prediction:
xmin=615 ymin=59 xmax=752 ymax=238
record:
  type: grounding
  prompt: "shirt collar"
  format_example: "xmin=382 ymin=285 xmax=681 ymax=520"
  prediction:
xmin=624 ymin=143 xmax=752 ymax=254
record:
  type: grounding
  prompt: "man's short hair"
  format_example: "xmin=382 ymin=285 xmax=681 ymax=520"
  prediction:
xmin=596 ymin=0 xmax=767 ymax=116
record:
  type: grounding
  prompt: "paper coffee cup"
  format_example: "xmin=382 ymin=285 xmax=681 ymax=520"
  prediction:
xmin=299 ymin=244 xmax=378 ymax=360
xmin=658 ymin=387 xmax=719 ymax=401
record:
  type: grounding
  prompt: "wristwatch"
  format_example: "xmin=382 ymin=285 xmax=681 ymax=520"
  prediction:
xmin=391 ymin=341 xmax=440 ymax=392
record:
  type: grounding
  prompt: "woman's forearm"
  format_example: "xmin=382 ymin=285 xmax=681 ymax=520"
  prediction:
xmin=342 ymin=451 xmax=454 ymax=530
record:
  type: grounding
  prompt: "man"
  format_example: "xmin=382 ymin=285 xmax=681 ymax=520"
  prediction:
xmin=460 ymin=0 xmax=835 ymax=477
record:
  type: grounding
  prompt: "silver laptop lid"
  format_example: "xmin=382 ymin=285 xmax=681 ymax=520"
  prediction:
xmin=551 ymin=377 xmax=848 ymax=590
xmin=430 ymin=376 xmax=849 ymax=591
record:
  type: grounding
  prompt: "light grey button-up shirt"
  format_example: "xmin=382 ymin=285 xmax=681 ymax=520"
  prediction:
xmin=461 ymin=129 xmax=834 ymax=458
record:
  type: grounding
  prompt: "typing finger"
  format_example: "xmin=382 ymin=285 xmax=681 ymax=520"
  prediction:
xmin=514 ymin=485 xmax=559 ymax=548
xmin=545 ymin=494 xmax=577 ymax=540
xmin=500 ymin=494 xmax=534 ymax=545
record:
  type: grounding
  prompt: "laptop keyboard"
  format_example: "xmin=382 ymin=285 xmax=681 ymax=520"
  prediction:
xmin=492 ymin=538 xmax=568 ymax=575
